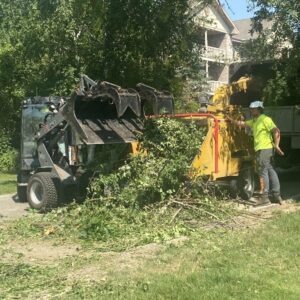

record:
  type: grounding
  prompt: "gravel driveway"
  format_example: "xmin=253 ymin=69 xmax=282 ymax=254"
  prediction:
xmin=0 ymin=194 xmax=29 ymax=221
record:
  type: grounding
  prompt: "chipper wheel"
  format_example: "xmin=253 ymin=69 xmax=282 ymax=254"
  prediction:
xmin=229 ymin=163 xmax=255 ymax=200
xmin=27 ymin=172 xmax=59 ymax=212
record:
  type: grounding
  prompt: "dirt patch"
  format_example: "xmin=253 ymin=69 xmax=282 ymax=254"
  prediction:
xmin=0 ymin=233 xmax=186 ymax=282
xmin=204 ymin=200 xmax=300 ymax=231
xmin=68 ymin=242 xmax=163 ymax=282
xmin=0 ymin=240 xmax=82 ymax=265
xmin=68 ymin=237 xmax=188 ymax=282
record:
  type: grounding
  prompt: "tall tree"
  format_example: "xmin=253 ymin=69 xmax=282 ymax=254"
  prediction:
xmin=243 ymin=0 xmax=300 ymax=105
xmin=102 ymin=0 xmax=191 ymax=88
xmin=0 ymin=0 xmax=210 ymax=137
xmin=0 ymin=0 xmax=105 ymax=134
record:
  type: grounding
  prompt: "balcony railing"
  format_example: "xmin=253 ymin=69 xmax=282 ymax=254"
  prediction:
xmin=233 ymin=50 xmax=241 ymax=62
xmin=202 ymin=46 xmax=227 ymax=60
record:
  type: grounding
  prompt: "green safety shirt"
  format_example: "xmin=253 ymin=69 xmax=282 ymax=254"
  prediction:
xmin=245 ymin=114 xmax=276 ymax=152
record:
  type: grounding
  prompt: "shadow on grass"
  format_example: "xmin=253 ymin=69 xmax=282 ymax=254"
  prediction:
xmin=278 ymin=169 xmax=300 ymax=203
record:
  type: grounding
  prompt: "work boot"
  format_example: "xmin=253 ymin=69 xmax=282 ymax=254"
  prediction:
xmin=271 ymin=192 xmax=283 ymax=205
xmin=255 ymin=193 xmax=271 ymax=206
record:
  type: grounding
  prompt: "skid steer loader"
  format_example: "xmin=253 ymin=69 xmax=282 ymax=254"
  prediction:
xmin=17 ymin=75 xmax=256 ymax=212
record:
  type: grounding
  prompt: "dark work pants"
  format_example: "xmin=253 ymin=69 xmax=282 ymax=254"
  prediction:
xmin=256 ymin=148 xmax=280 ymax=194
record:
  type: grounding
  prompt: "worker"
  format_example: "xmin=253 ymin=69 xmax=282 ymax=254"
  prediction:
xmin=228 ymin=100 xmax=284 ymax=205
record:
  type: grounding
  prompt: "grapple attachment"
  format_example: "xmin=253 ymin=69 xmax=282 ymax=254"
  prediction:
xmin=67 ymin=75 xmax=142 ymax=145
xmin=64 ymin=75 xmax=174 ymax=145
xmin=81 ymin=79 xmax=142 ymax=118
xmin=136 ymin=83 xmax=174 ymax=115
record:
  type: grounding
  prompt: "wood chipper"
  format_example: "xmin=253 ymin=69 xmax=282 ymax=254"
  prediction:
xmin=154 ymin=76 xmax=257 ymax=200
xmin=17 ymin=75 xmax=255 ymax=212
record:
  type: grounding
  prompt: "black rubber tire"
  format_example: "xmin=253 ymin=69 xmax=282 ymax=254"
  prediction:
xmin=229 ymin=178 xmax=239 ymax=199
xmin=238 ymin=164 xmax=255 ymax=200
xmin=17 ymin=185 xmax=27 ymax=202
xmin=27 ymin=172 xmax=59 ymax=212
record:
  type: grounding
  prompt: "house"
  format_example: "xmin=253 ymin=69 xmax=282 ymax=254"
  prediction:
xmin=193 ymin=1 xmax=278 ymax=95
xmin=194 ymin=0 xmax=241 ymax=94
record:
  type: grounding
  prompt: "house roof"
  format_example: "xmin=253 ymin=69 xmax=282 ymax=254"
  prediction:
xmin=233 ymin=18 xmax=273 ymax=41
xmin=213 ymin=1 xmax=240 ymax=35
xmin=192 ymin=0 xmax=240 ymax=35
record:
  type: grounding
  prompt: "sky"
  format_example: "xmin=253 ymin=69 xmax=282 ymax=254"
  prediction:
xmin=220 ymin=0 xmax=256 ymax=21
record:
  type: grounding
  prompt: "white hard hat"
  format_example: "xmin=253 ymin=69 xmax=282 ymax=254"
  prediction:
xmin=249 ymin=101 xmax=264 ymax=109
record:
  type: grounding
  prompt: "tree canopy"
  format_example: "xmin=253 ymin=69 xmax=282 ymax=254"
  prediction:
xmin=244 ymin=0 xmax=300 ymax=105
xmin=0 ymin=0 xmax=210 ymax=137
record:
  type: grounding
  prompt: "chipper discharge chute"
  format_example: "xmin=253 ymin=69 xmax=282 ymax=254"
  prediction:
xmin=17 ymin=75 xmax=174 ymax=212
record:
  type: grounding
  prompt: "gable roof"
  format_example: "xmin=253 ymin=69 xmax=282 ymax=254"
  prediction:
xmin=213 ymin=1 xmax=240 ymax=35
xmin=233 ymin=18 xmax=273 ymax=41
xmin=192 ymin=0 xmax=240 ymax=35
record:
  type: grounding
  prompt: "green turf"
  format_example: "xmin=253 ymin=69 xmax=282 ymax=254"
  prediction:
xmin=0 ymin=209 xmax=299 ymax=299
xmin=0 ymin=173 xmax=16 ymax=195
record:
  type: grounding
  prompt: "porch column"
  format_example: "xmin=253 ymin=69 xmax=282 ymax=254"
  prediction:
xmin=205 ymin=30 xmax=209 ymax=78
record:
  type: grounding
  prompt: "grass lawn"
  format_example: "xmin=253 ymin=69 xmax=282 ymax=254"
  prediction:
xmin=127 ymin=209 xmax=300 ymax=300
xmin=0 ymin=207 xmax=299 ymax=299
xmin=0 ymin=173 xmax=16 ymax=195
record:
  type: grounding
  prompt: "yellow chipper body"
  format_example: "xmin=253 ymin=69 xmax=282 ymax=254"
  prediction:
xmin=191 ymin=77 xmax=255 ymax=180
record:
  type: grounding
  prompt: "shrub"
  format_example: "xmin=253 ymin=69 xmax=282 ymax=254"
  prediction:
xmin=0 ymin=133 xmax=17 ymax=173
xmin=88 ymin=118 xmax=206 ymax=208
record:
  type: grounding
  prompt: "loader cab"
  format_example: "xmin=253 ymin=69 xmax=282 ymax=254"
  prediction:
xmin=20 ymin=97 xmax=62 ymax=170
xmin=17 ymin=96 xmax=63 ymax=202
xmin=21 ymin=102 xmax=47 ymax=170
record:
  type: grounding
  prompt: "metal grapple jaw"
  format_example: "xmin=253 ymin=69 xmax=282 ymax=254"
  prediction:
xmin=77 ymin=75 xmax=174 ymax=117
xmin=63 ymin=75 xmax=174 ymax=145
xmin=137 ymin=83 xmax=174 ymax=116
xmin=78 ymin=75 xmax=141 ymax=118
